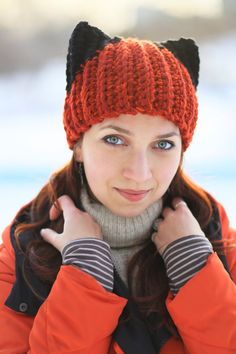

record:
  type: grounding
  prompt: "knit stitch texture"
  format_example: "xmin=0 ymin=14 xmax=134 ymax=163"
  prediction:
xmin=63 ymin=22 xmax=199 ymax=151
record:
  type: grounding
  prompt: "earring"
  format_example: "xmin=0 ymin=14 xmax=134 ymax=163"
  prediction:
xmin=78 ymin=161 xmax=84 ymax=186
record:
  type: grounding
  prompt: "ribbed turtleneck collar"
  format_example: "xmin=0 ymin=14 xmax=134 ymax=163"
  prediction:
xmin=80 ymin=186 xmax=163 ymax=249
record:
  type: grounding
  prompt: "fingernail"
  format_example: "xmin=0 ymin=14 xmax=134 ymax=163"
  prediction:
xmin=40 ymin=229 xmax=46 ymax=236
xmin=151 ymin=233 xmax=156 ymax=242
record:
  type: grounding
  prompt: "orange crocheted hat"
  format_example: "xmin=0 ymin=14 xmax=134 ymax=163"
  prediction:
xmin=63 ymin=22 xmax=199 ymax=151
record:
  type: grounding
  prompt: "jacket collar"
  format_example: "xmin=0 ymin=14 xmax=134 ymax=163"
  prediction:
xmin=5 ymin=224 xmax=50 ymax=315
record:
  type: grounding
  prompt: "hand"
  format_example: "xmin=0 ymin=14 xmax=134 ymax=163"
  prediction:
xmin=40 ymin=195 xmax=102 ymax=253
xmin=152 ymin=198 xmax=205 ymax=255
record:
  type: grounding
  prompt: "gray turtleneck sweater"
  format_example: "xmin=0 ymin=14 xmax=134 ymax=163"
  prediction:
xmin=62 ymin=187 xmax=213 ymax=295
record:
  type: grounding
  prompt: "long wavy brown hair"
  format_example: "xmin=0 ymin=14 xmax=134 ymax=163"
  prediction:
xmin=14 ymin=153 xmax=227 ymax=337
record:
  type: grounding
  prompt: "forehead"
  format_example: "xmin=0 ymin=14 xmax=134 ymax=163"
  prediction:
xmin=91 ymin=113 xmax=180 ymax=134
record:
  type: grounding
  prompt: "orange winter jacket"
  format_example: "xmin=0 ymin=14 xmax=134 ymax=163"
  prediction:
xmin=0 ymin=202 xmax=236 ymax=354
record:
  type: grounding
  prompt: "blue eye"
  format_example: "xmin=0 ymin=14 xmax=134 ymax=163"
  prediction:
xmin=155 ymin=140 xmax=174 ymax=150
xmin=103 ymin=135 xmax=124 ymax=145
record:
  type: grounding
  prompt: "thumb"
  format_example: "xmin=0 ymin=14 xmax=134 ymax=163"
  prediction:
xmin=40 ymin=228 xmax=62 ymax=252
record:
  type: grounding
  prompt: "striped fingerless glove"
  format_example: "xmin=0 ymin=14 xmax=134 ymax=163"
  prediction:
xmin=162 ymin=235 xmax=213 ymax=295
xmin=62 ymin=238 xmax=114 ymax=292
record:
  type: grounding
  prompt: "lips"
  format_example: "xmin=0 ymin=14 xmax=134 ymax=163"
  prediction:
xmin=115 ymin=188 xmax=150 ymax=201
xmin=117 ymin=189 xmax=149 ymax=194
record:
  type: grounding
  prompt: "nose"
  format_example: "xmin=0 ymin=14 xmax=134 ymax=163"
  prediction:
xmin=122 ymin=150 xmax=153 ymax=183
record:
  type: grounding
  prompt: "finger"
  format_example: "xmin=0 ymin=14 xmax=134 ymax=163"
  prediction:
xmin=40 ymin=228 xmax=62 ymax=251
xmin=151 ymin=233 xmax=169 ymax=255
xmin=162 ymin=207 xmax=173 ymax=218
xmin=152 ymin=218 xmax=163 ymax=232
xmin=49 ymin=195 xmax=76 ymax=220
xmin=172 ymin=198 xmax=187 ymax=210
xmin=151 ymin=232 xmax=156 ymax=242
xmin=49 ymin=202 xmax=62 ymax=221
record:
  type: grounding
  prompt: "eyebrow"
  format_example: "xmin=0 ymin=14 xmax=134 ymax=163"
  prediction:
xmin=98 ymin=124 xmax=180 ymax=139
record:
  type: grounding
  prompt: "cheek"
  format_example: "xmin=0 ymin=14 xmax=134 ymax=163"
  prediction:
xmin=83 ymin=150 xmax=116 ymax=186
xmin=155 ymin=155 xmax=181 ymax=187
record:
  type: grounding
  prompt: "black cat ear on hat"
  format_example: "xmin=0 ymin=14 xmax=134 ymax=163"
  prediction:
xmin=66 ymin=21 xmax=121 ymax=92
xmin=159 ymin=38 xmax=200 ymax=89
xmin=66 ymin=23 xmax=199 ymax=91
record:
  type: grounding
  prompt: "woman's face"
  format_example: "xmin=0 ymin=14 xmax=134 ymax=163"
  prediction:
xmin=75 ymin=113 xmax=182 ymax=217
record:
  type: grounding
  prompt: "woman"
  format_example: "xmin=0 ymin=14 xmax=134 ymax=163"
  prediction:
xmin=0 ymin=21 xmax=236 ymax=354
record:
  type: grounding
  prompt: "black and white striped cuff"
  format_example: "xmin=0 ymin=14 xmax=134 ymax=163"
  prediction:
xmin=162 ymin=235 xmax=213 ymax=295
xmin=62 ymin=238 xmax=114 ymax=292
